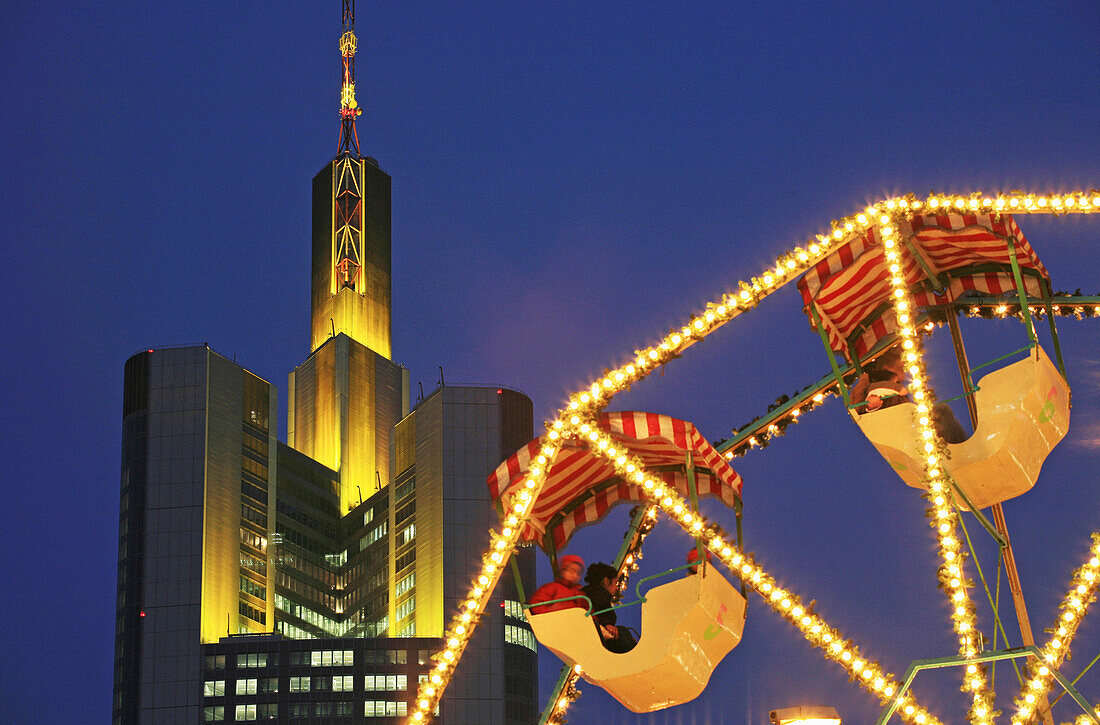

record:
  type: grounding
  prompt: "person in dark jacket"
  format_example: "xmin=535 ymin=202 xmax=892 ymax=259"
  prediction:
xmin=581 ymin=562 xmax=637 ymax=653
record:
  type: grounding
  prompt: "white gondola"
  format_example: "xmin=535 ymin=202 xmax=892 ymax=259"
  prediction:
xmin=854 ymin=344 xmax=1070 ymax=510
xmin=527 ymin=569 xmax=746 ymax=713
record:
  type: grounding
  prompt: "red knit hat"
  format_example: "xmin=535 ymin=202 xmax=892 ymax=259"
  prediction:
xmin=560 ymin=554 xmax=585 ymax=571
xmin=686 ymin=548 xmax=712 ymax=565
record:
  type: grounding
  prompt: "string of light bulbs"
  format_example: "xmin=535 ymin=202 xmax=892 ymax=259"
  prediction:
xmin=1009 ymin=533 xmax=1100 ymax=725
xmin=407 ymin=190 xmax=1099 ymax=724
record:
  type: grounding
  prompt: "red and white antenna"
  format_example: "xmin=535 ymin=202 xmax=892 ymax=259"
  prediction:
xmin=337 ymin=0 xmax=362 ymax=157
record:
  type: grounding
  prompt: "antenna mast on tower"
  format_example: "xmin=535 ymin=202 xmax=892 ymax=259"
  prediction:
xmin=337 ymin=0 xmax=362 ymax=157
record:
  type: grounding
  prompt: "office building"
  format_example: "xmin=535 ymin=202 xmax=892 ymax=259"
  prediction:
xmin=112 ymin=8 xmax=538 ymax=724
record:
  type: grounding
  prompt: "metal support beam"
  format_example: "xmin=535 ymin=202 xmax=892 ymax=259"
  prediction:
xmin=944 ymin=299 xmax=1050 ymax=724
xmin=810 ymin=304 xmax=851 ymax=406
xmin=875 ymin=646 xmax=1099 ymax=725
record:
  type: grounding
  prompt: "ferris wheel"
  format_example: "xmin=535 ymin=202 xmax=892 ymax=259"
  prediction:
xmin=408 ymin=190 xmax=1100 ymax=725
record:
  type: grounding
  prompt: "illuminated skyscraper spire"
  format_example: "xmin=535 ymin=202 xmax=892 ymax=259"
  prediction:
xmin=337 ymin=0 xmax=362 ymax=157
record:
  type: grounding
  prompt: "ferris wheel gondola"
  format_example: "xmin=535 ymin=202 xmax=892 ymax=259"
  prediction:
xmin=487 ymin=411 xmax=747 ymax=712
xmin=797 ymin=211 xmax=1072 ymax=508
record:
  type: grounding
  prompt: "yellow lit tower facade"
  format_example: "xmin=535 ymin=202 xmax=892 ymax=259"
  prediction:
xmin=288 ymin=0 xmax=408 ymax=517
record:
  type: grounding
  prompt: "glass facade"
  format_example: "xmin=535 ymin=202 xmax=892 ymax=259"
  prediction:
xmin=200 ymin=635 xmax=434 ymax=724
xmin=113 ymin=346 xmax=277 ymax=725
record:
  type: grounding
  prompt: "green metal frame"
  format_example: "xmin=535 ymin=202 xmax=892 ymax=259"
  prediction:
xmin=874 ymin=646 xmax=1100 ymax=725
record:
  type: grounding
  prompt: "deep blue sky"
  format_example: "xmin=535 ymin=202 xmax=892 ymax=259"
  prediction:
xmin=2 ymin=2 xmax=1098 ymax=723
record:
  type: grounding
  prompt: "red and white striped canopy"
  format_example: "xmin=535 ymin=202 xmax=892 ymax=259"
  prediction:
xmin=487 ymin=412 xmax=743 ymax=554
xmin=797 ymin=213 xmax=1048 ymax=361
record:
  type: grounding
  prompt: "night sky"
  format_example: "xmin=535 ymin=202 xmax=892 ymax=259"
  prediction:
xmin=2 ymin=2 xmax=1099 ymax=723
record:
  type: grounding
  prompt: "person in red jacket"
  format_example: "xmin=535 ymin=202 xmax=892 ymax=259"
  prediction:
xmin=686 ymin=547 xmax=712 ymax=575
xmin=528 ymin=554 xmax=586 ymax=615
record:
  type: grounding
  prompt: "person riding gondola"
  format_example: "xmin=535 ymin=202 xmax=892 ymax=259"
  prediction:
xmin=850 ymin=347 xmax=968 ymax=444
xmin=529 ymin=554 xmax=586 ymax=615
xmin=581 ymin=562 xmax=638 ymax=653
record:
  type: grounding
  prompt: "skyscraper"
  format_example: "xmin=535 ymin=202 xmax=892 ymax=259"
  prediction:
xmin=112 ymin=6 xmax=538 ymax=724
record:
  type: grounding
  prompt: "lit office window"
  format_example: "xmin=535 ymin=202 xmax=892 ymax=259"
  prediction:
xmin=395 ymin=570 xmax=416 ymax=597
xmin=333 ymin=675 xmax=355 ymax=692
xmin=203 ymin=680 xmax=225 ymax=697
xmin=289 ymin=676 xmax=310 ymax=692
xmin=235 ymin=678 xmax=257 ymax=696
xmin=309 ymin=649 xmax=354 ymax=666
xmin=363 ymin=674 xmax=406 ymax=691
xmin=395 ymin=596 xmax=415 ymax=622
xmin=236 ymin=653 xmax=268 ymax=668
xmin=505 ymin=624 xmax=538 ymax=652
xmin=364 ymin=701 xmax=407 ymax=717
xmin=234 ymin=703 xmax=257 ymax=721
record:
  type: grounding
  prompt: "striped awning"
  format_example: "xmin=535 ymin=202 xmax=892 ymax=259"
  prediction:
xmin=487 ymin=412 xmax=743 ymax=555
xmin=797 ymin=213 xmax=1049 ymax=361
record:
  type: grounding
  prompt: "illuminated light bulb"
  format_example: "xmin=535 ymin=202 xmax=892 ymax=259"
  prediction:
xmin=904 ymin=705 xmax=915 ymax=715
xmin=833 ymin=229 xmax=843 ymax=239
xmin=884 ymin=686 xmax=894 ymax=696
xmin=841 ymin=650 xmax=851 ymax=661
xmin=721 ymin=547 xmax=732 ymax=557
xmin=1065 ymin=197 xmax=1075 ymax=207
xmin=1038 ymin=197 xmax=1048 ymax=207
xmin=996 ymin=198 xmax=1006 ymax=208
xmin=1010 ymin=197 xmax=1020 ymax=207
xmin=740 ymin=290 xmax=751 ymax=301
xmin=573 ymin=664 xmax=582 ymax=674
xmin=930 ymin=198 xmax=940 ymax=208
xmin=810 ymin=244 xmax=820 ymax=254
xmin=955 ymin=198 xmax=965 ymax=209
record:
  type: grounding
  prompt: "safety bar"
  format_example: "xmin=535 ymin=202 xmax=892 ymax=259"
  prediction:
xmin=585 ymin=562 xmax=702 ymax=619
xmin=968 ymin=341 xmax=1035 ymax=377
xmin=523 ymin=594 xmax=594 ymax=615
xmin=847 ymin=391 xmax=906 ymax=411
